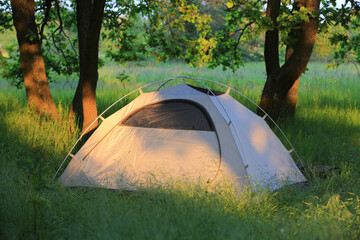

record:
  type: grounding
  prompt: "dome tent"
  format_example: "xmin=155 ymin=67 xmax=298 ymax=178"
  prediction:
xmin=57 ymin=77 xmax=307 ymax=191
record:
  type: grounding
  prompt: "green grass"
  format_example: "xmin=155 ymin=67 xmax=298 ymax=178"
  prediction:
xmin=0 ymin=61 xmax=359 ymax=239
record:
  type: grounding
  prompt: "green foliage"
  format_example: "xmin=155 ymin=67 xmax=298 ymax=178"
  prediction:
xmin=328 ymin=16 xmax=360 ymax=67
xmin=321 ymin=0 xmax=360 ymax=69
xmin=0 ymin=0 xmax=80 ymax=87
xmin=1 ymin=0 xmax=359 ymax=84
xmin=102 ymin=1 xmax=148 ymax=63
xmin=0 ymin=45 xmax=23 ymax=88
xmin=0 ymin=0 xmax=12 ymax=31
xmin=142 ymin=0 xmax=216 ymax=67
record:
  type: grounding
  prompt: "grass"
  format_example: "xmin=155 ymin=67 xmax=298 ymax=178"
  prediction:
xmin=0 ymin=61 xmax=359 ymax=239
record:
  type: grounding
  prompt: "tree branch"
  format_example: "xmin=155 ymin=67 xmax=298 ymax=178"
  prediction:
xmin=234 ymin=20 xmax=255 ymax=61
xmin=39 ymin=0 xmax=53 ymax=42
xmin=53 ymin=0 xmax=63 ymax=34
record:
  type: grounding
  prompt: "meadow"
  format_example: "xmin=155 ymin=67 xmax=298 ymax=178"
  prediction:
xmin=0 ymin=61 xmax=359 ymax=239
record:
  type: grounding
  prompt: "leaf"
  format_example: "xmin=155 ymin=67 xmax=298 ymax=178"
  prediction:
xmin=226 ymin=2 xmax=234 ymax=9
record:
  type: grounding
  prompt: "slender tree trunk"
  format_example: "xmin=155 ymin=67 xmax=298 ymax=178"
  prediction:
xmin=259 ymin=0 xmax=320 ymax=122
xmin=280 ymin=0 xmax=305 ymax=118
xmin=10 ymin=0 xmax=58 ymax=119
xmin=280 ymin=47 xmax=299 ymax=117
xmin=70 ymin=0 xmax=105 ymax=135
xmin=69 ymin=0 xmax=93 ymax=127
xmin=258 ymin=0 xmax=280 ymax=118
xmin=264 ymin=0 xmax=280 ymax=76
xmin=81 ymin=0 xmax=105 ymax=134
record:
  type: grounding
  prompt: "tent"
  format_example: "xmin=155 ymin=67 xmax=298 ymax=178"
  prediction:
xmin=58 ymin=81 xmax=307 ymax=191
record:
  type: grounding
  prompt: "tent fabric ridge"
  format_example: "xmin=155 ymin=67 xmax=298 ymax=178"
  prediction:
xmin=204 ymin=91 xmax=253 ymax=185
xmin=227 ymin=121 xmax=254 ymax=186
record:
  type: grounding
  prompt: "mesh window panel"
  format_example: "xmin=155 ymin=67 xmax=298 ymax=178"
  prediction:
xmin=122 ymin=100 xmax=214 ymax=131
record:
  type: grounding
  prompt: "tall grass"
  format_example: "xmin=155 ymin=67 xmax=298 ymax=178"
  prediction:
xmin=0 ymin=62 xmax=359 ymax=239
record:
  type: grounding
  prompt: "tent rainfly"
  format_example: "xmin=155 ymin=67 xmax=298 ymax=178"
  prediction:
xmin=59 ymin=82 xmax=307 ymax=191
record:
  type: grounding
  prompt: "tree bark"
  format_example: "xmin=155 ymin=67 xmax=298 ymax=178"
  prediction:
xmin=81 ymin=0 xmax=105 ymax=134
xmin=69 ymin=0 xmax=93 ymax=127
xmin=259 ymin=0 xmax=320 ymax=122
xmin=264 ymin=0 xmax=280 ymax=76
xmin=70 ymin=0 xmax=105 ymax=135
xmin=280 ymin=0 xmax=305 ymax=118
xmin=280 ymin=47 xmax=299 ymax=117
xmin=10 ymin=0 xmax=58 ymax=119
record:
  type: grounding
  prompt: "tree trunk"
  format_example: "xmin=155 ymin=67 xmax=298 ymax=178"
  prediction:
xmin=281 ymin=78 xmax=299 ymax=117
xmin=264 ymin=0 xmax=280 ymax=76
xmin=10 ymin=0 xmax=58 ymax=119
xmin=69 ymin=0 xmax=93 ymax=127
xmin=280 ymin=47 xmax=299 ymax=117
xmin=82 ymin=0 xmax=105 ymax=134
xmin=259 ymin=0 xmax=320 ymax=122
xmin=70 ymin=0 xmax=105 ymax=135
xmin=279 ymin=0 xmax=305 ymax=118
xmin=257 ymin=0 xmax=280 ymax=119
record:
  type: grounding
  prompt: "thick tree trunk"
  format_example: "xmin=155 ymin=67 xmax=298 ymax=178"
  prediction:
xmin=70 ymin=0 xmax=105 ymax=135
xmin=10 ymin=0 xmax=58 ymax=119
xmin=259 ymin=0 xmax=320 ymax=122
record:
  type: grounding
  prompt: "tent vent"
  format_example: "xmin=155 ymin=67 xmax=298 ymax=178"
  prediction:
xmin=139 ymin=88 xmax=143 ymax=94
xmin=228 ymin=120 xmax=232 ymax=126
xmin=245 ymin=164 xmax=249 ymax=169
xmin=262 ymin=114 xmax=268 ymax=120
xmin=69 ymin=153 xmax=76 ymax=159
xmin=226 ymin=87 xmax=231 ymax=94
xmin=186 ymin=84 xmax=225 ymax=96
xmin=99 ymin=116 xmax=105 ymax=121
xmin=289 ymin=148 xmax=295 ymax=154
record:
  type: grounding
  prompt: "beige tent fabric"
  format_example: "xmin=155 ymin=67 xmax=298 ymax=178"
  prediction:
xmin=59 ymin=84 xmax=305 ymax=191
xmin=62 ymin=127 xmax=220 ymax=189
xmin=211 ymin=94 xmax=306 ymax=189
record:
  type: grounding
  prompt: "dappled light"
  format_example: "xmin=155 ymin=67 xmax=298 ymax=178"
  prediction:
xmin=250 ymin=124 xmax=268 ymax=155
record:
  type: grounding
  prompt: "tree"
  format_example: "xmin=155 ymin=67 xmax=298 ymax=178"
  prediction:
xmin=4 ymin=0 xmax=107 ymax=134
xmin=70 ymin=0 xmax=106 ymax=134
xmin=143 ymin=0 xmax=359 ymax=122
xmin=3 ymin=0 xmax=359 ymax=128
xmin=9 ymin=0 xmax=58 ymax=119
xmin=258 ymin=0 xmax=321 ymax=121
